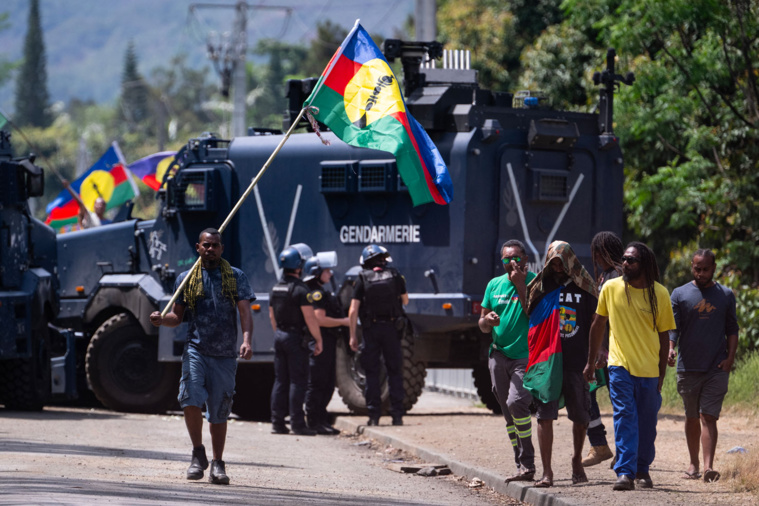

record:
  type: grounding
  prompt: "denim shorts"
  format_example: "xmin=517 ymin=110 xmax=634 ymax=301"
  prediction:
xmin=178 ymin=346 xmax=237 ymax=424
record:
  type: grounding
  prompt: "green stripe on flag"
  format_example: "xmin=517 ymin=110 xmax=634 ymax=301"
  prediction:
xmin=523 ymin=352 xmax=564 ymax=404
xmin=108 ymin=180 xmax=136 ymax=210
xmin=310 ymin=85 xmax=434 ymax=205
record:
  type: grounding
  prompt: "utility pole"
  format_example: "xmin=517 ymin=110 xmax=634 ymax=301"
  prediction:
xmin=415 ymin=0 xmax=436 ymax=41
xmin=232 ymin=1 xmax=247 ymax=137
xmin=191 ymin=1 xmax=290 ymax=138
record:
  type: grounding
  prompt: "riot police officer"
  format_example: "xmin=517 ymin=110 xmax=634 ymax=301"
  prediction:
xmin=269 ymin=243 xmax=323 ymax=436
xmin=348 ymin=244 xmax=409 ymax=426
xmin=303 ymin=252 xmax=349 ymax=435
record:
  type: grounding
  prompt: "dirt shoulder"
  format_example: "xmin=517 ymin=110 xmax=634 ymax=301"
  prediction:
xmin=332 ymin=396 xmax=759 ymax=505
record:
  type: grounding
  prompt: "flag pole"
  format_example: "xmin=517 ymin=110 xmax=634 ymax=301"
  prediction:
xmin=160 ymin=106 xmax=309 ymax=317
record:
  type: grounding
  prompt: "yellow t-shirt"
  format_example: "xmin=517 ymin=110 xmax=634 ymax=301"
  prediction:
xmin=597 ymin=277 xmax=676 ymax=377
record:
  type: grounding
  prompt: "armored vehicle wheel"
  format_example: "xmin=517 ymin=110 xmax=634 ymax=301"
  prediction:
xmin=335 ymin=332 xmax=426 ymax=416
xmin=231 ymin=363 xmax=274 ymax=421
xmin=472 ymin=364 xmax=502 ymax=414
xmin=0 ymin=324 xmax=51 ymax=411
xmin=86 ymin=313 xmax=179 ymax=413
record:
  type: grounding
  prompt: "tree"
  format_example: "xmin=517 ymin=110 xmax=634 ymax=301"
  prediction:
xmin=14 ymin=0 xmax=51 ymax=127
xmin=0 ymin=13 xmax=17 ymax=89
xmin=118 ymin=40 xmax=151 ymax=131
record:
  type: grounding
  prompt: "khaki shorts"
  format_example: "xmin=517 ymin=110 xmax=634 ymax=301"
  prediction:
xmin=677 ymin=369 xmax=729 ymax=419
xmin=536 ymin=369 xmax=590 ymax=424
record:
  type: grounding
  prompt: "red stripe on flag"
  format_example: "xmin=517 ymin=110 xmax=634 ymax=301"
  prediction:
xmin=392 ymin=111 xmax=447 ymax=205
xmin=45 ymin=199 xmax=79 ymax=224
xmin=526 ymin=310 xmax=562 ymax=372
xmin=143 ymin=174 xmax=160 ymax=191
xmin=110 ymin=164 xmax=127 ymax=185
xmin=323 ymin=54 xmax=361 ymax=95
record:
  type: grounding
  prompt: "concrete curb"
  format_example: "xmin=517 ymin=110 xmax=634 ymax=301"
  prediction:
xmin=334 ymin=416 xmax=582 ymax=506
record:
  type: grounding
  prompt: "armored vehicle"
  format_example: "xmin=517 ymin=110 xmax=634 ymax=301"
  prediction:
xmin=54 ymin=45 xmax=628 ymax=418
xmin=0 ymin=130 xmax=77 ymax=410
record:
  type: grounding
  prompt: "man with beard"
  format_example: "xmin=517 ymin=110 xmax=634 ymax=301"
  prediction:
xmin=668 ymin=249 xmax=739 ymax=483
xmin=585 ymin=242 xmax=676 ymax=491
xmin=525 ymin=241 xmax=598 ymax=487
xmin=150 ymin=229 xmax=254 ymax=485
xmin=479 ymin=239 xmax=536 ymax=483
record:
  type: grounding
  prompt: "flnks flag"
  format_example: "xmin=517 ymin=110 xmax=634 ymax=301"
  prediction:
xmin=128 ymin=151 xmax=176 ymax=190
xmin=45 ymin=142 xmax=139 ymax=228
xmin=523 ymin=287 xmax=563 ymax=403
xmin=304 ymin=21 xmax=453 ymax=207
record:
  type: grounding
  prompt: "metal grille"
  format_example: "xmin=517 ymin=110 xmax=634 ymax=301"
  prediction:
xmin=359 ymin=165 xmax=386 ymax=191
xmin=320 ymin=165 xmax=346 ymax=191
xmin=539 ymin=174 xmax=568 ymax=199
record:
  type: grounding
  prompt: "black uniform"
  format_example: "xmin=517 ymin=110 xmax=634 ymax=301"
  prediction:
xmin=269 ymin=273 xmax=312 ymax=430
xmin=304 ymin=280 xmax=343 ymax=428
xmin=352 ymin=266 xmax=407 ymax=420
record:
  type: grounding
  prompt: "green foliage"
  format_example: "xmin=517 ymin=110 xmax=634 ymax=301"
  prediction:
xmin=14 ymin=0 xmax=51 ymax=127
xmin=118 ymin=40 xmax=151 ymax=131
xmin=0 ymin=12 xmax=17 ymax=88
xmin=723 ymin=273 xmax=759 ymax=355
xmin=724 ymin=351 xmax=759 ymax=407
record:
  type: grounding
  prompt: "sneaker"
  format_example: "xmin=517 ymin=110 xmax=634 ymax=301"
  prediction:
xmin=291 ymin=425 xmax=317 ymax=436
xmin=635 ymin=472 xmax=653 ymax=489
xmin=367 ymin=418 xmax=379 ymax=426
xmin=613 ymin=475 xmax=635 ymax=491
xmin=186 ymin=444 xmax=209 ymax=480
xmin=271 ymin=423 xmax=290 ymax=435
xmin=209 ymin=459 xmax=230 ymax=485
xmin=582 ymin=445 xmax=614 ymax=467
xmin=392 ymin=417 xmax=403 ymax=426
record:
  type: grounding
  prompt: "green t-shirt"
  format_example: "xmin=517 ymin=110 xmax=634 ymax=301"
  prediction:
xmin=482 ymin=271 xmax=536 ymax=359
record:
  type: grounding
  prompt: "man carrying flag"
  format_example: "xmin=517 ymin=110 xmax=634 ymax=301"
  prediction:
xmin=525 ymin=241 xmax=598 ymax=488
xmin=46 ymin=142 xmax=138 ymax=229
xmin=303 ymin=21 xmax=453 ymax=207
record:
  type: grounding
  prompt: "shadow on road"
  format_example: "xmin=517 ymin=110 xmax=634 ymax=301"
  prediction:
xmin=0 ymin=476 xmax=436 ymax=505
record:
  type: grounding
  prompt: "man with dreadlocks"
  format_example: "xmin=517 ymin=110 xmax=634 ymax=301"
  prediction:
xmin=582 ymin=231 xmax=624 ymax=468
xmin=585 ymin=241 xmax=676 ymax=491
xmin=150 ymin=228 xmax=254 ymax=485
xmin=524 ymin=241 xmax=598 ymax=488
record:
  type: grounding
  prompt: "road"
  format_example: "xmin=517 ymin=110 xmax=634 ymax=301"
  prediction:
xmin=0 ymin=400 xmax=513 ymax=506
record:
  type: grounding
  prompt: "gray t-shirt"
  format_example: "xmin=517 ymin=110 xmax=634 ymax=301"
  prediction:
xmin=176 ymin=265 xmax=255 ymax=358
xmin=669 ymin=282 xmax=739 ymax=372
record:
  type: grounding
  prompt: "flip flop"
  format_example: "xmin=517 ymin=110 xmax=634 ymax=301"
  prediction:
xmin=572 ymin=472 xmax=588 ymax=484
xmin=704 ymin=469 xmax=721 ymax=483
xmin=681 ymin=470 xmax=702 ymax=480
xmin=533 ymin=477 xmax=553 ymax=488
xmin=505 ymin=470 xmax=535 ymax=483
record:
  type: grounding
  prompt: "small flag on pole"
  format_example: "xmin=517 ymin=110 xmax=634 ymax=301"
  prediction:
xmin=304 ymin=21 xmax=453 ymax=207
xmin=45 ymin=142 xmax=139 ymax=228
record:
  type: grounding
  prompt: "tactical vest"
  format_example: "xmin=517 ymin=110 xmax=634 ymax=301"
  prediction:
xmin=270 ymin=276 xmax=307 ymax=332
xmin=359 ymin=268 xmax=402 ymax=320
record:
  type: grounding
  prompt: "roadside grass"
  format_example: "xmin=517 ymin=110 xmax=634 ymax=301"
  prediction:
xmin=724 ymin=452 xmax=759 ymax=495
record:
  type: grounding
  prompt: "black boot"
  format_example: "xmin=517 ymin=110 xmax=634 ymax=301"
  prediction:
xmin=209 ymin=459 xmax=230 ymax=485
xmin=186 ymin=445 xmax=209 ymax=480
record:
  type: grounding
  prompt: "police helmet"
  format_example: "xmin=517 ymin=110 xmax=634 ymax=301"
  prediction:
xmin=279 ymin=246 xmax=305 ymax=270
xmin=303 ymin=251 xmax=338 ymax=282
xmin=290 ymin=243 xmax=314 ymax=262
xmin=360 ymin=244 xmax=392 ymax=267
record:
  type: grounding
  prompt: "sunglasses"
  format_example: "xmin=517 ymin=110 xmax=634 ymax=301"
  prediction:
xmin=502 ymin=256 xmax=522 ymax=264
xmin=622 ymin=256 xmax=640 ymax=264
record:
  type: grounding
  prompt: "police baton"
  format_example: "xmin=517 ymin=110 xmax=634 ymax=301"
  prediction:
xmin=160 ymin=107 xmax=309 ymax=317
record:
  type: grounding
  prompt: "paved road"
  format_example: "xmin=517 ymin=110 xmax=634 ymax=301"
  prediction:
xmin=0 ymin=402 xmax=510 ymax=506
